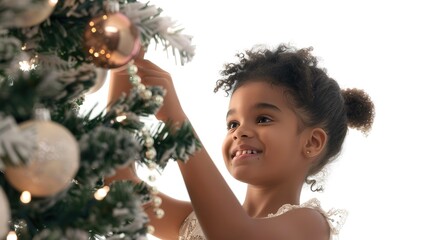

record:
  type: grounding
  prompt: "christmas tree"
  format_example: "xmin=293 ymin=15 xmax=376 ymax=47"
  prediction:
xmin=0 ymin=0 xmax=199 ymax=239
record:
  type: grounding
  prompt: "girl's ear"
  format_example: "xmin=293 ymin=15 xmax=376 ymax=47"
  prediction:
xmin=302 ymin=128 xmax=327 ymax=160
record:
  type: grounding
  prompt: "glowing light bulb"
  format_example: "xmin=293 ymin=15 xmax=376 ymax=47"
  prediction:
xmin=20 ymin=191 xmax=32 ymax=203
xmin=105 ymin=26 xmax=118 ymax=33
xmin=94 ymin=186 xmax=110 ymax=200
xmin=7 ymin=231 xmax=17 ymax=240
xmin=49 ymin=0 xmax=59 ymax=6
xmin=115 ymin=115 xmax=127 ymax=122
xmin=19 ymin=61 xmax=31 ymax=71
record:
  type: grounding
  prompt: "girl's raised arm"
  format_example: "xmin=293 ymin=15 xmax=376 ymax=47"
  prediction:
xmin=106 ymin=52 xmax=193 ymax=239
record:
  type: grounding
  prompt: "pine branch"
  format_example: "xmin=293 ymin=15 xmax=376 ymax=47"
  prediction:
xmin=150 ymin=120 xmax=202 ymax=169
xmin=76 ymin=126 xmax=142 ymax=188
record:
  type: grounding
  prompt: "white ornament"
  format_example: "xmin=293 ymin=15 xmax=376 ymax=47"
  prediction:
xmin=4 ymin=120 xmax=80 ymax=197
xmin=0 ymin=187 xmax=10 ymax=238
xmin=1 ymin=0 xmax=58 ymax=28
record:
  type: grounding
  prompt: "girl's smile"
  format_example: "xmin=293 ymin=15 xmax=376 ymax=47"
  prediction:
xmin=231 ymin=148 xmax=262 ymax=166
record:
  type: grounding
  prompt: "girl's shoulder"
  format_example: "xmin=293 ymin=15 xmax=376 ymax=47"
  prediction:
xmin=268 ymin=198 xmax=348 ymax=239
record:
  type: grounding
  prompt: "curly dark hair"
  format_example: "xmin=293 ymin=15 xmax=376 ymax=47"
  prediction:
xmin=214 ymin=43 xmax=375 ymax=190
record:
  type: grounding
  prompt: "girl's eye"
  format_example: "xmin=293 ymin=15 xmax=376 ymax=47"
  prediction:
xmin=226 ymin=121 xmax=239 ymax=130
xmin=257 ymin=116 xmax=272 ymax=124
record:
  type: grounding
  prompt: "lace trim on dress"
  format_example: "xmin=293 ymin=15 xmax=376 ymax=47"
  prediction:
xmin=267 ymin=198 xmax=348 ymax=238
xmin=179 ymin=211 xmax=205 ymax=240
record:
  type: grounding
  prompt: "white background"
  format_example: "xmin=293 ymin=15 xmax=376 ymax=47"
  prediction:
xmin=82 ymin=0 xmax=429 ymax=239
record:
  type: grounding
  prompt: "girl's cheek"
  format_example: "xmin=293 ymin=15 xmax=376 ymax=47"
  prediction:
xmin=221 ymin=137 xmax=231 ymax=160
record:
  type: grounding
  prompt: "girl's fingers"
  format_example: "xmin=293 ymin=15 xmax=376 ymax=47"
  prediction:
xmin=137 ymin=68 xmax=170 ymax=79
xmin=112 ymin=59 xmax=173 ymax=88
xmin=140 ymin=76 xmax=171 ymax=86
xmin=112 ymin=59 xmax=166 ymax=73
xmin=135 ymin=59 xmax=166 ymax=72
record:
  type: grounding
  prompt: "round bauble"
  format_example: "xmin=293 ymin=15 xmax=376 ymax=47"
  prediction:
xmin=4 ymin=120 xmax=79 ymax=197
xmin=83 ymin=12 xmax=141 ymax=69
xmin=3 ymin=0 xmax=58 ymax=28
xmin=0 ymin=187 xmax=10 ymax=239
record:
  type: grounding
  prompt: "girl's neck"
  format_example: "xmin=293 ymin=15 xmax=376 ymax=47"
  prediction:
xmin=242 ymin=182 xmax=302 ymax=218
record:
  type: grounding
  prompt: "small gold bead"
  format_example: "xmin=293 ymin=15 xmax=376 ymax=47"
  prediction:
xmin=148 ymin=175 xmax=157 ymax=182
xmin=153 ymin=196 xmax=162 ymax=207
xmin=154 ymin=208 xmax=165 ymax=219
xmin=146 ymin=224 xmax=155 ymax=234
xmin=151 ymin=186 xmax=159 ymax=194
xmin=128 ymin=64 xmax=138 ymax=75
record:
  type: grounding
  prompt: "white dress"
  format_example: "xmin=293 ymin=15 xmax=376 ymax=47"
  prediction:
xmin=178 ymin=198 xmax=348 ymax=240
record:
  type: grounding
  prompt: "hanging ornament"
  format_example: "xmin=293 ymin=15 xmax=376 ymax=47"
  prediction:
xmin=1 ymin=0 xmax=58 ymax=28
xmin=0 ymin=187 xmax=10 ymax=239
xmin=4 ymin=108 xmax=79 ymax=197
xmin=85 ymin=68 xmax=108 ymax=94
xmin=83 ymin=12 xmax=141 ymax=69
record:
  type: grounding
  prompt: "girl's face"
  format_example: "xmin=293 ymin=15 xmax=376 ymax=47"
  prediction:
xmin=222 ymin=80 xmax=310 ymax=186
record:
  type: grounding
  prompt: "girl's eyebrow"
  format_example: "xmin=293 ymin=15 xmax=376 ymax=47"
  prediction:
xmin=226 ymin=102 xmax=281 ymax=119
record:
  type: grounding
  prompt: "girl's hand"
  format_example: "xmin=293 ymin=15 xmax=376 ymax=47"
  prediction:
xmin=133 ymin=57 xmax=187 ymax=123
xmin=110 ymin=47 xmax=187 ymax=124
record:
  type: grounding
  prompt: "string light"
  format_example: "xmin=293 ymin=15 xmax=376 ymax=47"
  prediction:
xmin=18 ymin=54 xmax=38 ymax=71
xmin=18 ymin=60 xmax=36 ymax=71
xmin=105 ymin=26 xmax=119 ymax=33
xmin=94 ymin=186 xmax=110 ymax=200
xmin=7 ymin=231 xmax=17 ymax=240
xmin=20 ymin=191 xmax=31 ymax=204
xmin=49 ymin=0 xmax=59 ymax=6
xmin=115 ymin=115 xmax=127 ymax=122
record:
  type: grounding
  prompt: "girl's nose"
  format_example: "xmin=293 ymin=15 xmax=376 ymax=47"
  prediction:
xmin=232 ymin=125 xmax=253 ymax=140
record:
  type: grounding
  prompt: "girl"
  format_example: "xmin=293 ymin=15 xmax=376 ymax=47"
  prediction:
xmin=107 ymin=43 xmax=375 ymax=240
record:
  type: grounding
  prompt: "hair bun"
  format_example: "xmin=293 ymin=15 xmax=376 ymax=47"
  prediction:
xmin=342 ymin=88 xmax=375 ymax=134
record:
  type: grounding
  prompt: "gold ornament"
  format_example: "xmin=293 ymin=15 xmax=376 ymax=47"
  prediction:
xmin=3 ymin=0 xmax=58 ymax=28
xmin=83 ymin=12 xmax=141 ymax=69
xmin=0 ymin=187 xmax=10 ymax=239
xmin=4 ymin=120 xmax=80 ymax=197
xmin=86 ymin=68 xmax=108 ymax=94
